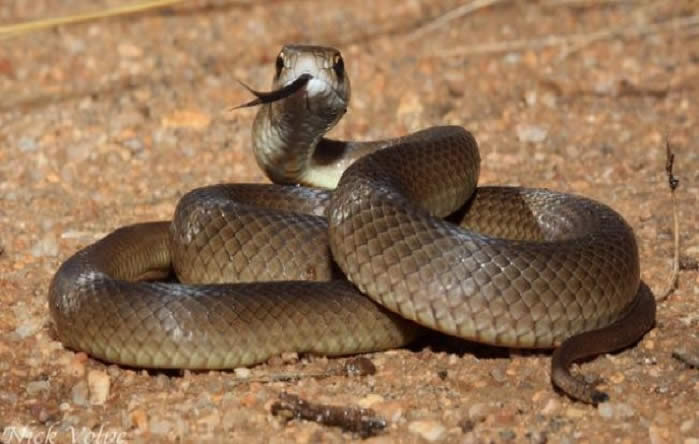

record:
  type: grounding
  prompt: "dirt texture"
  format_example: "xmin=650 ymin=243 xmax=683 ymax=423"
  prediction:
xmin=1 ymin=1 xmax=698 ymax=443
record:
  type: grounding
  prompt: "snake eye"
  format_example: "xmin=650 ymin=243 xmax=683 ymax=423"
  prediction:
xmin=332 ymin=53 xmax=344 ymax=80
xmin=274 ymin=52 xmax=285 ymax=77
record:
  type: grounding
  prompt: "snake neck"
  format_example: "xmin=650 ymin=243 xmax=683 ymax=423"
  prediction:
xmin=251 ymin=82 xmax=346 ymax=188
xmin=252 ymin=103 xmax=399 ymax=189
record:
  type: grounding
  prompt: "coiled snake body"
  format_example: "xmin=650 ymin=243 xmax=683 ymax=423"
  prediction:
xmin=50 ymin=45 xmax=655 ymax=404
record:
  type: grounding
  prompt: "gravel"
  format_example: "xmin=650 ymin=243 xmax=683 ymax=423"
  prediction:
xmin=408 ymin=420 xmax=448 ymax=442
xmin=1 ymin=0 xmax=697 ymax=442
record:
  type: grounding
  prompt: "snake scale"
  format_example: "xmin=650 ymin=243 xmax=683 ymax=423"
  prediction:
xmin=50 ymin=45 xmax=656 ymax=404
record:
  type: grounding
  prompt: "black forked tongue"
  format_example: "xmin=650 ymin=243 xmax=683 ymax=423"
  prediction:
xmin=230 ymin=73 xmax=313 ymax=110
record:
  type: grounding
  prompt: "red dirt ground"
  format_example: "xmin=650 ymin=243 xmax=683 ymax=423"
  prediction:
xmin=1 ymin=1 xmax=697 ymax=442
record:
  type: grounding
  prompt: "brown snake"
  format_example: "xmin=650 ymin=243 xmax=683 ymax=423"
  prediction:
xmin=49 ymin=45 xmax=656 ymax=404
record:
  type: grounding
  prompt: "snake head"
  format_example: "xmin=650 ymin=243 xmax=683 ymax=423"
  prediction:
xmin=233 ymin=45 xmax=350 ymax=120
xmin=247 ymin=45 xmax=354 ymax=185
xmin=275 ymin=44 xmax=350 ymax=110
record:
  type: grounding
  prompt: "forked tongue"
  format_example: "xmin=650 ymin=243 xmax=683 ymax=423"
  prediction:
xmin=230 ymin=73 xmax=313 ymax=110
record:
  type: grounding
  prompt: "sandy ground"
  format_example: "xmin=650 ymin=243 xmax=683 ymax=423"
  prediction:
xmin=1 ymin=0 xmax=698 ymax=443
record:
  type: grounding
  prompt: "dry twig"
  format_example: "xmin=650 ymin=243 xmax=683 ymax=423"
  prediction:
xmin=271 ymin=392 xmax=386 ymax=438
xmin=657 ymin=139 xmax=680 ymax=302
xmin=0 ymin=0 xmax=188 ymax=39
xmin=405 ymin=0 xmax=510 ymax=41
xmin=540 ymin=0 xmax=648 ymax=7
xmin=432 ymin=14 xmax=699 ymax=58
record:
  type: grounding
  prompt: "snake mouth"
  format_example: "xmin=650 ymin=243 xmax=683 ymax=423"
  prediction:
xmin=233 ymin=73 xmax=347 ymax=117
xmin=284 ymin=73 xmax=344 ymax=100
xmin=293 ymin=74 xmax=348 ymax=115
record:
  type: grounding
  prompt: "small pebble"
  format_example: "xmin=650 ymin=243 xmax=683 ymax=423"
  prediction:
xmin=14 ymin=321 xmax=41 ymax=339
xmin=541 ymin=92 xmax=557 ymax=108
xmin=528 ymin=430 xmax=548 ymax=444
xmin=648 ymin=424 xmax=670 ymax=444
xmin=408 ymin=420 xmax=447 ymax=442
xmin=598 ymin=403 xmax=614 ymax=419
xmin=87 ymin=370 xmax=110 ymax=405
xmin=373 ymin=401 xmax=405 ymax=423
xmin=541 ymin=398 xmax=560 ymax=415
xmin=63 ymin=36 xmax=86 ymax=54
xmin=594 ymin=78 xmax=616 ymax=95
xmin=608 ymin=372 xmax=625 ymax=384
xmin=344 ymin=357 xmax=376 ymax=376
xmin=66 ymin=353 xmax=87 ymax=378
xmin=67 ymin=141 xmax=91 ymax=162
xmin=357 ymin=393 xmax=384 ymax=409
xmin=654 ymin=411 xmax=671 ymax=426
xmin=150 ymin=418 xmax=173 ymax=436
xmin=17 ymin=136 xmax=38 ymax=152
xmin=222 ymin=407 xmax=249 ymax=431
xmin=396 ymin=91 xmax=424 ymax=131
xmin=565 ymin=407 xmax=586 ymax=418
xmin=106 ymin=365 xmax=121 ymax=379
xmin=25 ymin=380 xmax=50 ymax=395
xmin=130 ymin=409 xmax=149 ymax=431
xmin=524 ymin=90 xmax=537 ymax=106
xmin=197 ymin=411 xmax=221 ymax=430
xmin=234 ymin=367 xmax=252 ymax=378
xmin=468 ymin=403 xmax=489 ymax=421
xmin=122 ymin=138 xmax=144 ymax=154
xmin=117 ymin=42 xmax=144 ymax=58
xmin=280 ymin=352 xmax=298 ymax=364
xmin=462 ymin=431 xmax=480 ymax=444
xmin=161 ymin=109 xmax=211 ymax=130
xmin=597 ymin=402 xmax=635 ymax=419
xmin=516 ymin=124 xmax=548 ymax=143
xmin=499 ymin=429 xmax=517 ymax=441
xmin=503 ymin=52 xmax=521 ymax=64
xmin=680 ymin=419 xmax=694 ymax=433
xmin=614 ymin=402 xmax=635 ymax=418
xmin=72 ymin=380 xmax=89 ymax=406
xmin=154 ymin=373 xmax=170 ymax=390
xmin=490 ymin=367 xmax=506 ymax=383
xmin=0 ymin=391 xmax=18 ymax=404
xmin=30 ymin=234 xmax=58 ymax=257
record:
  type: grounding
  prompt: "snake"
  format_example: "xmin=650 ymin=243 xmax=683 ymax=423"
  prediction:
xmin=49 ymin=44 xmax=656 ymax=404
